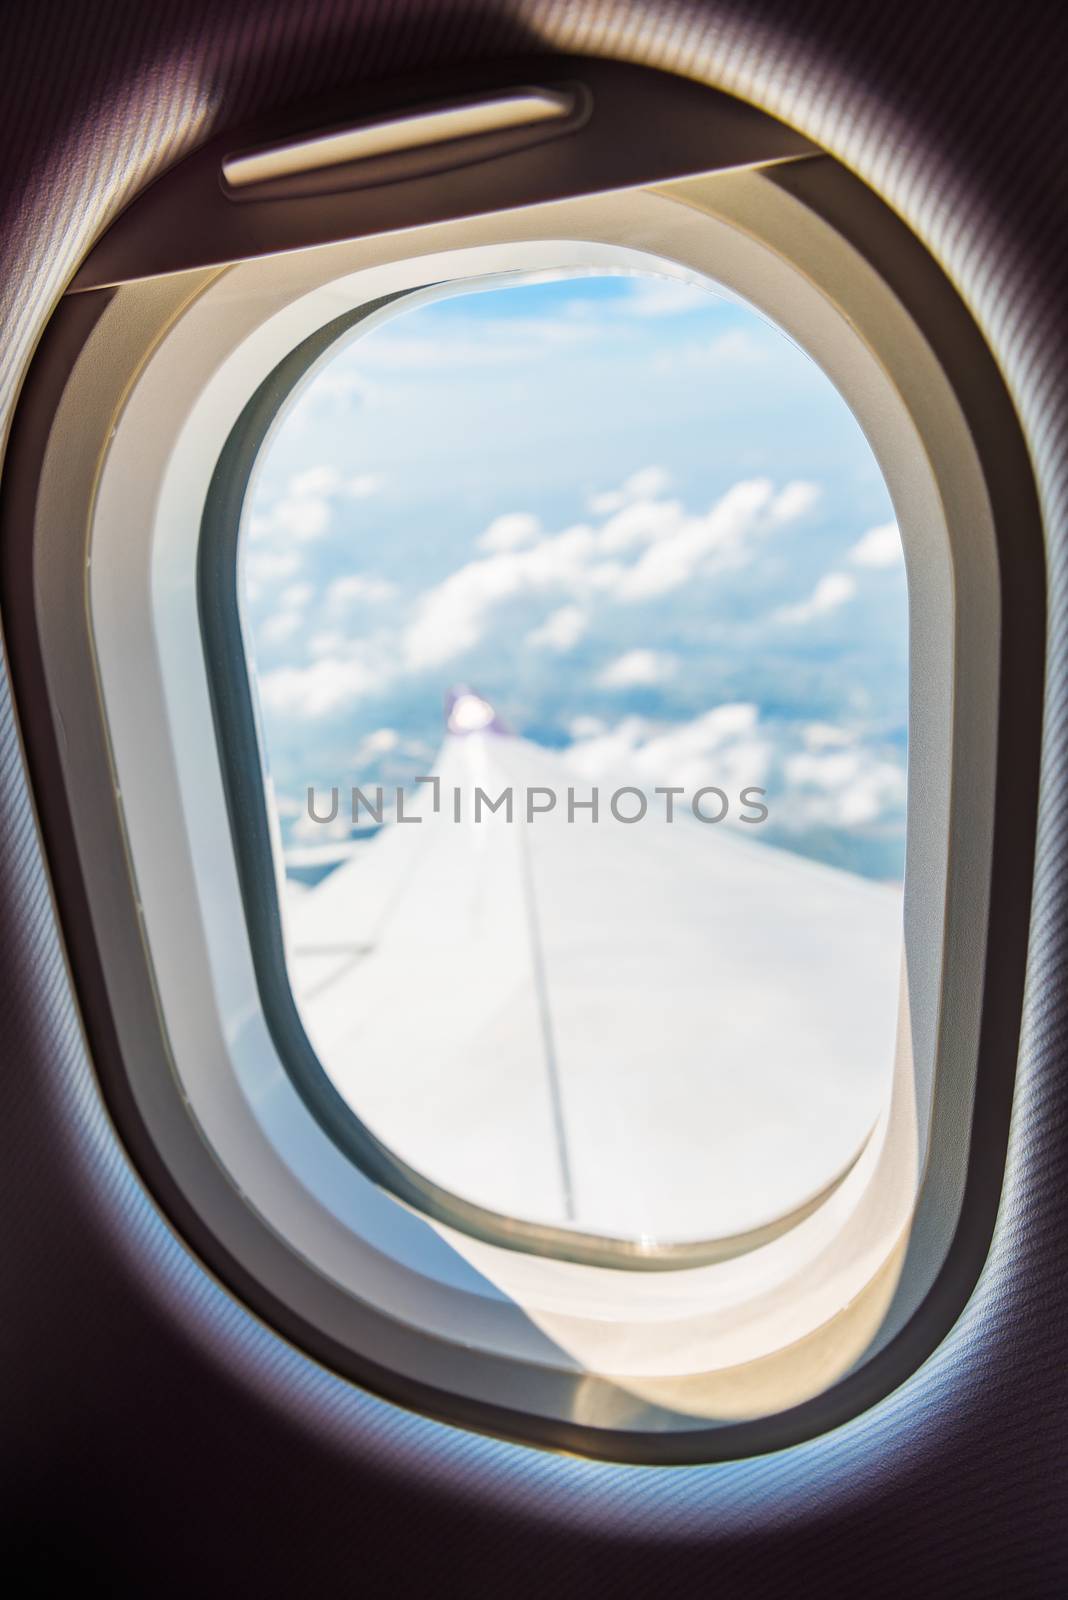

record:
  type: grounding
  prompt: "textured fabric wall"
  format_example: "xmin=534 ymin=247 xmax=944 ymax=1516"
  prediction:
xmin=0 ymin=2 xmax=1065 ymax=1594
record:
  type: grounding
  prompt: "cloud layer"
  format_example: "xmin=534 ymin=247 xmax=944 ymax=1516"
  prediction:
xmin=241 ymin=270 xmax=907 ymax=881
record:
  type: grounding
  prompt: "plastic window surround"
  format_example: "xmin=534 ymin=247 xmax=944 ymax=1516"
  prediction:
xmin=28 ymin=170 xmax=1007 ymax=1453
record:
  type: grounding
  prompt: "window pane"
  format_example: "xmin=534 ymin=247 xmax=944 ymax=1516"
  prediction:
xmin=242 ymin=270 xmax=907 ymax=1247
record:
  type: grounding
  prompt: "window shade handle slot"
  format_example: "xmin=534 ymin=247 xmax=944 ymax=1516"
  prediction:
xmin=222 ymin=88 xmax=583 ymax=194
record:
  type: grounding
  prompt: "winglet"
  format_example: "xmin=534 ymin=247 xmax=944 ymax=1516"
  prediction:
xmin=445 ymin=686 xmax=510 ymax=736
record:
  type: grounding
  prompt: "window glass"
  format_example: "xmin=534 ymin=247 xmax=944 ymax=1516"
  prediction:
xmin=241 ymin=270 xmax=907 ymax=1245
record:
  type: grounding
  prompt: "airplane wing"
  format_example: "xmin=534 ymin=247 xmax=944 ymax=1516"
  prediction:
xmin=285 ymin=698 xmax=903 ymax=1246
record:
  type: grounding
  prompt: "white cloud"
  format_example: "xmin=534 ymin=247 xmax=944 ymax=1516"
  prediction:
xmin=565 ymin=715 xmax=650 ymax=780
xmin=262 ymin=579 xmax=313 ymax=620
xmin=596 ymin=496 xmax=685 ymax=553
xmin=700 ymin=329 xmax=765 ymax=365
xmin=278 ymin=497 xmax=331 ymax=540
xmin=767 ymin=481 xmax=820 ymax=524
xmin=401 ymin=475 xmax=824 ymax=667
xmin=623 ymin=278 xmax=717 ymax=317
xmin=803 ymin=722 xmax=854 ymax=751
xmin=345 ymin=473 xmax=383 ymax=499
xmin=563 ymin=707 xmax=903 ymax=836
xmin=272 ymin=791 xmax=304 ymax=820
xmin=326 ymin=573 xmax=397 ymax=610
xmin=289 ymin=465 xmax=342 ymax=498
xmin=613 ymin=478 xmax=777 ymax=601
xmin=248 ymin=464 xmax=382 ymax=564
xmin=305 ymin=630 xmax=346 ymax=658
xmin=243 ymin=547 xmax=302 ymax=599
xmin=259 ymin=609 xmax=305 ymax=649
xmin=596 ymin=649 xmax=678 ymax=689
xmin=773 ymin=571 xmax=857 ymax=625
xmin=653 ymin=329 xmax=767 ymax=373
xmin=303 ymin=367 xmax=378 ymax=406
xmin=478 ymin=512 xmax=542 ymax=553
xmin=526 ymin=605 xmax=588 ymax=652
xmin=257 ymin=467 xmax=337 ymax=543
xmin=291 ymin=806 xmax=352 ymax=845
xmin=782 ymin=746 xmax=906 ymax=828
xmin=588 ymin=466 xmax=671 ymax=517
xmin=403 ymin=524 xmax=598 ymax=669
xmin=354 ymin=727 xmax=399 ymax=764
xmin=568 ymin=714 xmax=607 ymax=740
xmin=635 ymin=706 xmax=771 ymax=795
xmin=849 ymin=522 xmax=903 ymax=568
xmin=565 ymin=704 xmax=772 ymax=800
xmin=625 ymin=465 xmax=673 ymax=499
xmin=258 ymin=657 xmax=387 ymax=718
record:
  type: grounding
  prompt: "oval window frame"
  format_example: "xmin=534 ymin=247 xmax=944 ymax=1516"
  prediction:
xmin=4 ymin=147 xmax=1041 ymax=1460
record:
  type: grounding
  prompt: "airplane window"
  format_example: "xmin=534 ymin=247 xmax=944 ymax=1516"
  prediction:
xmin=241 ymin=270 xmax=907 ymax=1250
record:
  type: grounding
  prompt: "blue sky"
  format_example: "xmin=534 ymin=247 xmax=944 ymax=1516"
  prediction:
xmin=242 ymin=271 xmax=908 ymax=880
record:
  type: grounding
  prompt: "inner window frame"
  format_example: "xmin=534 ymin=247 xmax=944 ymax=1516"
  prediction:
xmin=200 ymin=270 xmax=903 ymax=1271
